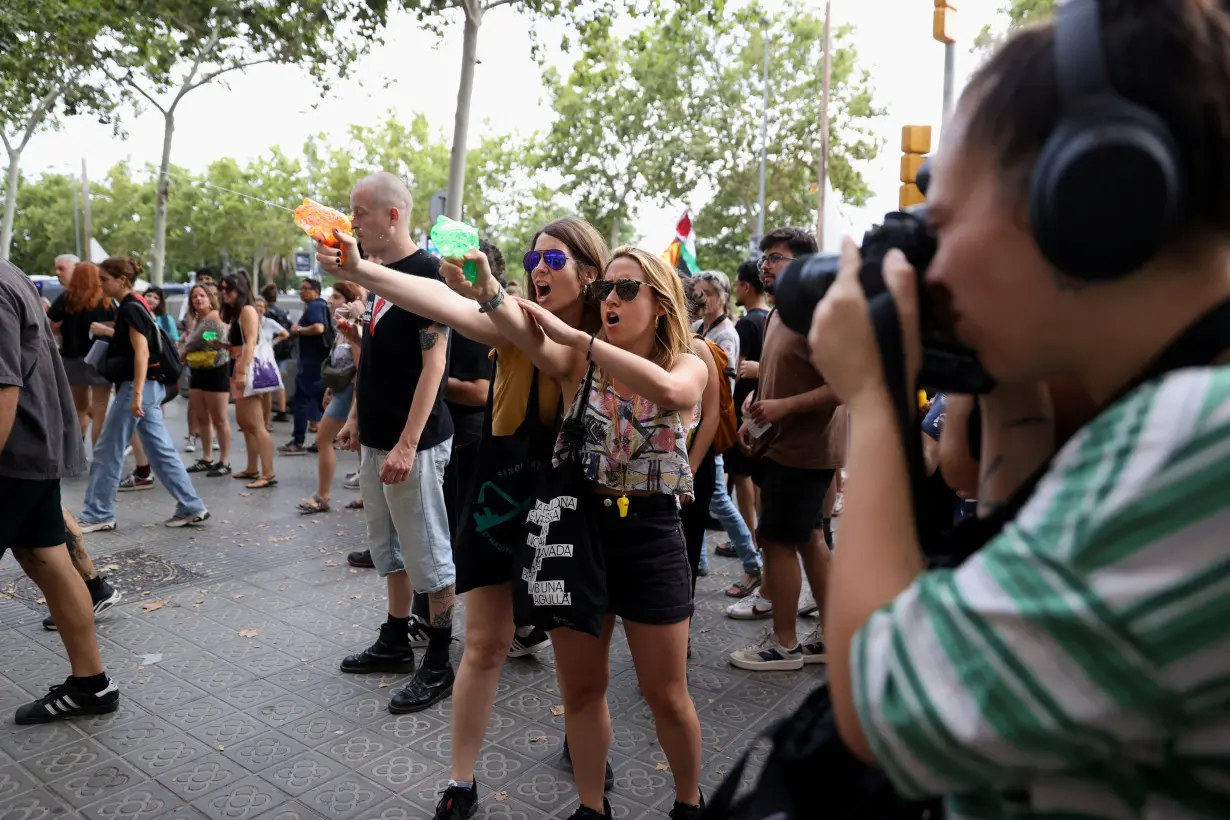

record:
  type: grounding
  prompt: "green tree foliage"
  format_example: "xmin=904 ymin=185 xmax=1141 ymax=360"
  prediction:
xmin=974 ymin=0 xmax=1056 ymax=50
xmin=542 ymin=1 xmax=883 ymax=272
xmin=102 ymin=0 xmax=385 ymax=284
xmin=5 ymin=114 xmax=547 ymax=280
xmin=0 ymin=0 xmax=127 ymax=259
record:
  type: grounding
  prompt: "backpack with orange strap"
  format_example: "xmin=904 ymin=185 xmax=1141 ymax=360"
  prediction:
xmin=697 ymin=335 xmax=739 ymax=455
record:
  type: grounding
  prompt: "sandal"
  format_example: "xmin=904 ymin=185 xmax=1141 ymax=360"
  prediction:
xmin=298 ymin=494 xmax=331 ymax=514
xmin=344 ymin=498 xmax=364 ymax=510
xmin=246 ymin=476 xmax=278 ymax=490
xmin=233 ymin=470 xmax=259 ymax=480
xmin=725 ymin=571 xmax=762 ymax=599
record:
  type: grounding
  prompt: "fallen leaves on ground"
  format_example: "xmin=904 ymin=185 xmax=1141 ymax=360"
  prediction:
xmin=141 ymin=599 xmax=169 ymax=612
xmin=231 ymin=594 xmax=244 ymax=599
xmin=529 ymin=734 xmax=548 ymax=744
xmin=550 ymin=705 xmax=565 ymax=716
xmin=655 ymin=763 xmax=672 ymax=772
xmin=35 ymin=598 xmax=45 ymax=605
xmin=493 ymin=790 xmax=508 ymax=802
xmin=238 ymin=629 xmax=260 ymax=638
xmin=378 ymin=682 xmax=389 ymax=689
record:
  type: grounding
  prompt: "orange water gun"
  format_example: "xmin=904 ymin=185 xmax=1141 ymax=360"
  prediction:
xmin=293 ymin=199 xmax=352 ymax=265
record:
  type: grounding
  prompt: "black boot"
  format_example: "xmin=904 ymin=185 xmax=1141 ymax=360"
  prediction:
xmin=565 ymin=798 xmax=611 ymax=819
xmin=340 ymin=622 xmax=415 ymax=674
xmin=559 ymin=738 xmax=615 ymax=791
xmin=389 ymin=660 xmax=454 ymax=713
xmin=669 ymin=789 xmax=706 ymax=819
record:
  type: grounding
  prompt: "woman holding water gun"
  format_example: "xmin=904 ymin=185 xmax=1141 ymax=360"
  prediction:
xmin=181 ymin=284 xmax=232 ymax=477
xmin=317 ymin=215 xmax=626 ymax=820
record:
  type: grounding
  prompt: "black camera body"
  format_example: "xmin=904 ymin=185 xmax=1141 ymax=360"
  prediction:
xmin=773 ymin=208 xmax=996 ymax=395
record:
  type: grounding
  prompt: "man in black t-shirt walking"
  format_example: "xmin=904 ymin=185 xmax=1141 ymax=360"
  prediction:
xmin=334 ymin=173 xmax=457 ymax=713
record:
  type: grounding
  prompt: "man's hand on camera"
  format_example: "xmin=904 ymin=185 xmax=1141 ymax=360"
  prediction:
xmin=809 ymin=237 xmax=922 ymax=411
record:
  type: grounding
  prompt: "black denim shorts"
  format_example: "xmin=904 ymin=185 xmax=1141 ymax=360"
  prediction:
xmin=0 ymin=477 xmax=66 ymax=556
xmin=752 ymin=459 xmax=835 ymax=546
xmin=592 ymin=491 xmax=694 ymax=626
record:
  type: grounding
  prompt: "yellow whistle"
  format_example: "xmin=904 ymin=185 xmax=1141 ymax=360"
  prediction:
xmin=617 ymin=496 xmax=629 ymax=518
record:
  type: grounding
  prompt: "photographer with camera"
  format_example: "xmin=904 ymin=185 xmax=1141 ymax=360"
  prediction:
xmin=800 ymin=0 xmax=1230 ymax=814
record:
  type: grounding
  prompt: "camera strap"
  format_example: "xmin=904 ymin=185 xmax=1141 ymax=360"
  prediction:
xmin=873 ymin=291 xmax=1230 ymax=553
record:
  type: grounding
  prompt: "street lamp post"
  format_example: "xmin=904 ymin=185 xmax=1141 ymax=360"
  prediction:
xmin=816 ymin=0 xmax=832 ymax=246
xmin=757 ymin=18 xmax=769 ymax=245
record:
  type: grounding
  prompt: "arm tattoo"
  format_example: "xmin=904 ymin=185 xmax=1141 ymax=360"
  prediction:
xmin=419 ymin=328 xmax=439 ymax=351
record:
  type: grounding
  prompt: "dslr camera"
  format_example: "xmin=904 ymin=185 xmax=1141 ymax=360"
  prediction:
xmin=773 ymin=204 xmax=995 ymax=395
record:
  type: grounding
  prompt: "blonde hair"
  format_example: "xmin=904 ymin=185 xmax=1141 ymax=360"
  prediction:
xmin=188 ymin=284 xmax=219 ymax=321
xmin=603 ymin=246 xmax=693 ymax=375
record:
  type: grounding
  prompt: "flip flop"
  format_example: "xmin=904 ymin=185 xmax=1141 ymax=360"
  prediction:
xmin=298 ymin=494 xmax=331 ymax=514
xmin=246 ymin=476 xmax=278 ymax=490
xmin=233 ymin=470 xmax=259 ymax=480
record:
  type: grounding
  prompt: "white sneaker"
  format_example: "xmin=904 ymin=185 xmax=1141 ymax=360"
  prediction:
xmin=799 ymin=627 xmax=827 ymax=664
xmin=80 ymin=520 xmax=116 ymax=534
xmin=799 ymin=590 xmax=819 ymax=618
xmin=344 ymin=472 xmax=360 ymax=490
xmin=727 ymin=592 xmax=773 ymax=620
xmin=729 ymin=628 xmax=804 ymax=671
xmin=184 ymin=436 xmax=196 ymax=454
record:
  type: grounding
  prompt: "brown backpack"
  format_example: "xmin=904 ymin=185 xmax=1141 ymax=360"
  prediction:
xmin=698 ymin=335 xmax=739 ymax=455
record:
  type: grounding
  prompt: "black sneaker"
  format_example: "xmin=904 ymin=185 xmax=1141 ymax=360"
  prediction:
xmin=508 ymin=627 xmax=550 ymax=658
xmin=566 ymin=799 xmax=611 ymax=819
xmin=347 ymin=550 xmax=375 ymax=568
xmin=433 ymin=781 xmax=479 ymax=819
xmin=389 ymin=661 xmax=454 ymax=714
xmin=278 ymin=441 xmax=306 ymax=456
xmin=186 ymin=458 xmax=214 ymax=474
xmin=14 ymin=677 xmax=119 ymax=724
xmin=669 ymin=790 xmax=706 ymax=820
xmin=340 ymin=623 xmax=416 ymax=674
xmin=273 ymin=411 xmax=291 ymax=423
xmin=44 ymin=577 xmax=122 ymax=631
xmin=205 ymin=463 xmax=232 ymax=477
xmin=560 ymin=738 xmax=614 ymax=791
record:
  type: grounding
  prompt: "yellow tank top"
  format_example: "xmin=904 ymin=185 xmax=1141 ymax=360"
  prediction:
xmin=490 ymin=345 xmax=564 ymax=436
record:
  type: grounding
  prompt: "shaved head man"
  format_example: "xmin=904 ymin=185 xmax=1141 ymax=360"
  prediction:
xmin=350 ymin=173 xmax=414 ymax=261
xmin=335 ymin=172 xmax=458 ymax=717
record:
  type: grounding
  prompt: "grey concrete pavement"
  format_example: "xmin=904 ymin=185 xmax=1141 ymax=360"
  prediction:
xmin=0 ymin=400 xmax=825 ymax=819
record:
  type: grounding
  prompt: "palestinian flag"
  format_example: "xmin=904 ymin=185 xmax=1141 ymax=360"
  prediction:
xmin=662 ymin=210 xmax=701 ymax=276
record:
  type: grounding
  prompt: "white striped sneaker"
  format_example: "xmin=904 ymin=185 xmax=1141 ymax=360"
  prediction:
xmin=728 ymin=629 xmax=805 ymax=672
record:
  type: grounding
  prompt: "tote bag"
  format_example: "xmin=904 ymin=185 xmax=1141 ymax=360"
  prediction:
xmin=241 ymin=321 xmax=283 ymax=397
xmin=512 ymin=364 xmax=607 ymax=638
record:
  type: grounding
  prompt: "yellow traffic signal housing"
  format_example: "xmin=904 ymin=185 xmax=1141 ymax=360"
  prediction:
xmin=901 ymin=153 xmax=926 ymax=184
xmin=934 ymin=5 xmax=956 ymax=44
xmin=900 ymin=124 xmax=931 ymax=209
xmin=901 ymin=125 xmax=932 ymax=155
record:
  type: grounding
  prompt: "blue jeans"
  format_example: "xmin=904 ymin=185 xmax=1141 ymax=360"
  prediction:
xmin=81 ymin=381 xmax=207 ymax=524
xmin=709 ymin=455 xmax=760 ymax=574
xmin=292 ymin=364 xmax=325 ymax=444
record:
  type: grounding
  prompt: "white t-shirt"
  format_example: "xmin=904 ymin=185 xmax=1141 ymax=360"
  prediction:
xmin=259 ymin=317 xmax=286 ymax=346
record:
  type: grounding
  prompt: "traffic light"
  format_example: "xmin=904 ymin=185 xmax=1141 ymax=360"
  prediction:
xmin=934 ymin=0 xmax=956 ymax=44
xmin=900 ymin=124 xmax=931 ymax=209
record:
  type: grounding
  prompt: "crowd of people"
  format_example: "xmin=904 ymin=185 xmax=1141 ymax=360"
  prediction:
xmin=4 ymin=3 xmax=1230 ymax=818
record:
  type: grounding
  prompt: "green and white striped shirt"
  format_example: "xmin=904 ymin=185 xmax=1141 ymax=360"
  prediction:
xmin=852 ymin=367 xmax=1230 ymax=819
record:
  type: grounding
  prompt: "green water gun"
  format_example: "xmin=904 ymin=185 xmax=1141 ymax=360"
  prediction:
xmin=430 ymin=215 xmax=481 ymax=283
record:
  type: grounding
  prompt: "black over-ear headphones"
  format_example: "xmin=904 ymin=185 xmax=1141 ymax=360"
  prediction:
xmin=1028 ymin=0 xmax=1184 ymax=280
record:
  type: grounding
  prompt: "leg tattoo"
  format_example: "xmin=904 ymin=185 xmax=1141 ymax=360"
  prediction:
xmin=428 ymin=586 xmax=455 ymax=629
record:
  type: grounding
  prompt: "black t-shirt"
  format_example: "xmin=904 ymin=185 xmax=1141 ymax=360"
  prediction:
xmin=446 ymin=332 xmax=494 ymax=420
xmin=357 ymin=251 xmax=454 ymax=452
xmin=47 ymin=294 xmax=116 ymax=360
xmin=105 ymin=293 xmax=158 ymax=384
xmin=732 ymin=307 xmax=769 ymax=419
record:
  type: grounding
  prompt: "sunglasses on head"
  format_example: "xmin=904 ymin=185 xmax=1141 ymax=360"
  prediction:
xmin=586 ymin=279 xmax=657 ymax=303
xmin=523 ymin=249 xmax=570 ymax=274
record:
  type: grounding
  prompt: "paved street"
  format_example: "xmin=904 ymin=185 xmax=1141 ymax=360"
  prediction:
xmin=0 ymin=401 xmax=825 ymax=820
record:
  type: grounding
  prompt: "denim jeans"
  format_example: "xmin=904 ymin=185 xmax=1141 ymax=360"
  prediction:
xmin=81 ymin=381 xmax=207 ymax=525
xmin=709 ymin=455 xmax=760 ymax=574
xmin=291 ymin=365 xmax=325 ymax=444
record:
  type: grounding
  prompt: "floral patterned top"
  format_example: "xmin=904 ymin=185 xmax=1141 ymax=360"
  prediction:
xmin=553 ymin=367 xmax=694 ymax=497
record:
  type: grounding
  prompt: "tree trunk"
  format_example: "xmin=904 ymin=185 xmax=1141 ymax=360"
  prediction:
xmin=609 ymin=212 xmax=622 ymax=249
xmin=445 ymin=1 xmax=483 ymax=221
xmin=151 ymin=111 xmax=176 ymax=285
xmin=1 ymin=147 xmax=21 ymax=261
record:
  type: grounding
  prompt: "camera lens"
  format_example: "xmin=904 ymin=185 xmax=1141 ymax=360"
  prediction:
xmin=774 ymin=253 xmax=840 ymax=337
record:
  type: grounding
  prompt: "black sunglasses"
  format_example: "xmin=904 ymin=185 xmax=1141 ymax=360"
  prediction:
xmin=523 ymin=249 xmax=570 ymax=274
xmin=586 ymin=279 xmax=658 ymax=303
